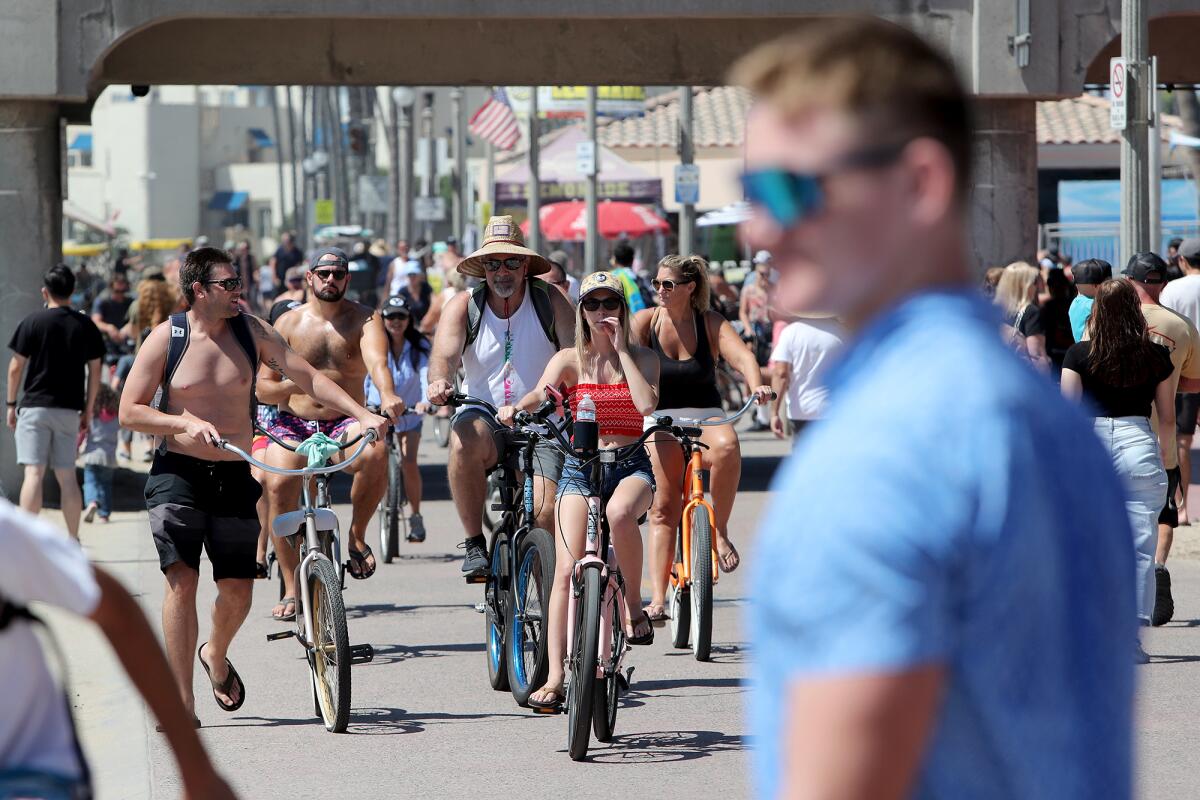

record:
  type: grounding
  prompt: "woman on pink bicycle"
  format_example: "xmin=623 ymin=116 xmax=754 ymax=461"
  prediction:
xmin=498 ymin=271 xmax=660 ymax=711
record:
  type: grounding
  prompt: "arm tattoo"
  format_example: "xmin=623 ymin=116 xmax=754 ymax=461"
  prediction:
xmin=265 ymin=356 xmax=289 ymax=380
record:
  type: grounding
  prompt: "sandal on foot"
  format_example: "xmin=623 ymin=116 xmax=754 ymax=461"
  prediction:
xmin=197 ymin=643 xmax=246 ymax=712
xmin=347 ymin=545 xmax=376 ymax=579
xmin=717 ymin=540 xmax=740 ymax=573
xmin=272 ymin=597 xmax=296 ymax=622
xmin=527 ymin=685 xmax=565 ymax=711
xmin=628 ymin=611 xmax=655 ymax=646
xmin=644 ymin=604 xmax=669 ymax=624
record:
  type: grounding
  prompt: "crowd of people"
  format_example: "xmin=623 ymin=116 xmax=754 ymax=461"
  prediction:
xmin=5 ymin=14 xmax=1192 ymax=800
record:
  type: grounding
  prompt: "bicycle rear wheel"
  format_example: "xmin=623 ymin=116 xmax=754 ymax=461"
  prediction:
xmin=669 ymin=523 xmax=691 ymax=649
xmin=507 ymin=527 xmax=555 ymax=706
xmin=567 ymin=567 xmax=602 ymax=761
xmin=434 ymin=414 xmax=451 ymax=448
xmin=593 ymin=582 xmax=623 ymax=743
xmin=689 ymin=508 xmax=713 ymax=661
xmin=379 ymin=446 xmax=400 ymax=563
xmin=485 ymin=531 xmax=510 ymax=691
xmin=309 ymin=557 xmax=351 ymax=732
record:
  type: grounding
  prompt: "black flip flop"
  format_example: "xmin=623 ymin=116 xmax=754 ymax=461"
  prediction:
xmin=645 ymin=605 xmax=669 ymax=625
xmin=628 ymin=611 xmax=655 ymax=646
xmin=527 ymin=687 xmax=565 ymax=712
xmin=347 ymin=545 xmax=376 ymax=580
xmin=197 ymin=643 xmax=246 ymax=712
xmin=254 ymin=560 xmax=269 ymax=580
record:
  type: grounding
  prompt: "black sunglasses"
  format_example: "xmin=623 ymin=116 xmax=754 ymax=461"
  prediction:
xmin=651 ymin=278 xmax=693 ymax=292
xmin=312 ymin=268 xmax=349 ymax=281
xmin=203 ymin=277 xmax=243 ymax=292
xmin=582 ymin=297 xmax=623 ymax=312
xmin=482 ymin=257 xmax=526 ymax=272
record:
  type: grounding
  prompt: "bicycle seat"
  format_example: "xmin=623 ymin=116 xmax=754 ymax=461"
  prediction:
xmin=273 ymin=507 xmax=339 ymax=539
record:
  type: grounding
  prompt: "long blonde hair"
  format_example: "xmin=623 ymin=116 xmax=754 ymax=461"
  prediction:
xmin=574 ymin=275 xmax=633 ymax=381
xmin=658 ymin=254 xmax=711 ymax=313
xmin=993 ymin=262 xmax=1039 ymax=317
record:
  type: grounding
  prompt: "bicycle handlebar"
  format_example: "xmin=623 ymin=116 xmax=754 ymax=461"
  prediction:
xmin=221 ymin=429 xmax=378 ymax=476
xmin=675 ymin=392 xmax=776 ymax=428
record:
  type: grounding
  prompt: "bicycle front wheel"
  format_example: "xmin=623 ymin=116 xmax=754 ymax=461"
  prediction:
xmin=434 ymin=415 xmax=451 ymax=448
xmin=485 ymin=531 xmax=510 ymax=691
xmin=507 ymin=527 xmax=555 ymax=706
xmin=379 ymin=447 xmax=400 ymax=563
xmin=689 ymin=508 xmax=713 ymax=662
xmin=309 ymin=557 xmax=351 ymax=732
xmin=593 ymin=582 xmax=623 ymax=743
xmin=567 ymin=567 xmax=602 ymax=761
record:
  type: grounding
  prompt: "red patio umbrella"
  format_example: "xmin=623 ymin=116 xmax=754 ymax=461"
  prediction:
xmin=520 ymin=200 xmax=670 ymax=241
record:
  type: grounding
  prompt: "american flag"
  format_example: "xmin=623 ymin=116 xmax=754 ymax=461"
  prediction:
xmin=469 ymin=88 xmax=521 ymax=151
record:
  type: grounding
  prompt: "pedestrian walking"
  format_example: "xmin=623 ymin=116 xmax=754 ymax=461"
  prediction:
xmin=6 ymin=265 xmax=106 ymax=539
xmin=768 ymin=315 xmax=844 ymax=444
xmin=994 ymin=261 xmax=1050 ymax=369
xmin=736 ymin=18 xmax=1137 ymax=799
xmin=1061 ymin=278 xmax=1174 ymax=659
xmin=1069 ymin=258 xmax=1112 ymax=342
xmin=80 ymin=383 xmax=120 ymax=524
xmin=1161 ymin=238 xmax=1200 ymax=528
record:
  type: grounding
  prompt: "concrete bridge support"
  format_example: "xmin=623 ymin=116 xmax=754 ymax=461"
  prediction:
xmin=0 ymin=101 xmax=63 ymax=498
xmin=970 ymin=98 xmax=1038 ymax=272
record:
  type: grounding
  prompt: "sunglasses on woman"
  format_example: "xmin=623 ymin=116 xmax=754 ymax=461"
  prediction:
xmin=312 ymin=268 xmax=349 ymax=281
xmin=739 ymin=140 xmax=910 ymax=228
xmin=581 ymin=297 xmax=623 ymax=312
xmin=203 ymin=277 xmax=243 ymax=291
xmin=482 ymin=257 xmax=525 ymax=272
xmin=651 ymin=278 xmax=693 ymax=292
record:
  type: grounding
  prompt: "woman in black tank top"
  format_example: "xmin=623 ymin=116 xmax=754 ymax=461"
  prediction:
xmin=633 ymin=255 xmax=773 ymax=621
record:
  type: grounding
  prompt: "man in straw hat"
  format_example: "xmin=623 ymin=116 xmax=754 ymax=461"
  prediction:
xmin=428 ymin=216 xmax=575 ymax=578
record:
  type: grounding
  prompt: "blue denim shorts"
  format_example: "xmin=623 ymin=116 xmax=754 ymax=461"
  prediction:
xmin=556 ymin=447 xmax=656 ymax=500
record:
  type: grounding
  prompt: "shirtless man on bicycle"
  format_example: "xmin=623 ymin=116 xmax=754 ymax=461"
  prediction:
xmin=119 ymin=246 xmax=385 ymax=718
xmin=257 ymin=247 xmax=400 ymax=620
xmin=427 ymin=216 xmax=575 ymax=578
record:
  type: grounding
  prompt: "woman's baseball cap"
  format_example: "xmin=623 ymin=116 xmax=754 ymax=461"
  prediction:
xmin=381 ymin=295 xmax=412 ymax=318
xmin=578 ymin=271 xmax=626 ymax=303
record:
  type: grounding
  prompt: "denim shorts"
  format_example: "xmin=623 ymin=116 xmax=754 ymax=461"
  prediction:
xmin=556 ymin=446 xmax=655 ymax=500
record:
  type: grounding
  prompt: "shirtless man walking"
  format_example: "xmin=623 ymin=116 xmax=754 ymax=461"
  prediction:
xmin=259 ymin=247 xmax=402 ymax=620
xmin=120 ymin=246 xmax=386 ymax=719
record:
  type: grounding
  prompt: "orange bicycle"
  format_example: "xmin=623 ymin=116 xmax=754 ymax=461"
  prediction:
xmin=661 ymin=395 xmax=766 ymax=661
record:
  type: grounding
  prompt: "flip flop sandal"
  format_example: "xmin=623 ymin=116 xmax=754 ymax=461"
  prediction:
xmin=156 ymin=716 xmax=201 ymax=732
xmin=272 ymin=597 xmax=296 ymax=622
xmin=718 ymin=544 xmax=741 ymax=574
xmin=628 ymin=611 xmax=655 ymax=646
xmin=197 ymin=643 xmax=246 ymax=713
xmin=347 ymin=545 xmax=376 ymax=580
xmin=527 ymin=686 xmax=565 ymax=712
xmin=254 ymin=560 xmax=269 ymax=580
xmin=644 ymin=605 xmax=669 ymax=624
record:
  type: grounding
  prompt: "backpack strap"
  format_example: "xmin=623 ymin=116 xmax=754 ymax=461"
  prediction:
xmin=463 ymin=279 xmax=559 ymax=351
xmin=156 ymin=312 xmax=191 ymax=414
xmin=228 ymin=313 xmax=261 ymax=424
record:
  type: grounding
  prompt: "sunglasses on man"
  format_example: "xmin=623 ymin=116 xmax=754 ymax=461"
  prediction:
xmin=740 ymin=140 xmax=910 ymax=229
xmin=203 ymin=277 xmax=243 ymax=292
xmin=482 ymin=257 xmax=526 ymax=272
xmin=581 ymin=297 xmax=623 ymax=312
xmin=651 ymin=277 xmax=693 ymax=292
xmin=312 ymin=268 xmax=349 ymax=281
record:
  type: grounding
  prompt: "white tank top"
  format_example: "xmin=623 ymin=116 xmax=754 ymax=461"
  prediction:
xmin=463 ymin=288 xmax=557 ymax=408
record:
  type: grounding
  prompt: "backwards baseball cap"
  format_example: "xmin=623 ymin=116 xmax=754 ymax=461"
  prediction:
xmin=403 ymin=260 xmax=423 ymax=277
xmin=578 ymin=271 xmax=626 ymax=303
xmin=1072 ymin=259 xmax=1113 ymax=286
xmin=1179 ymin=238 xmax=1200 ymax=262
xmin=1123 ymin=251 xmax=1168 ymax=285
xmin=381 ymin=294 xmax=412 ymax=317
xmin=311 ymin=247 xmax=349 ymax=268
xmin=753 ymin=250 xmax=772 ymax=265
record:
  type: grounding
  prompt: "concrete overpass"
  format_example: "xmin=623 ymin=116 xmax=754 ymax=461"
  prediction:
xmin=1 ymin=0 xmax=1199 ymax=494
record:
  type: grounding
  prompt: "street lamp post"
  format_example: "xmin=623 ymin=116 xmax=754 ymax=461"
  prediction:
xmin=584 ymin=87 xmax=599 ymax=274
xmin=1120 ymin=0 xmax=1150 ymax=266
xmin=392 ymin=87 xmax=416 ymax=246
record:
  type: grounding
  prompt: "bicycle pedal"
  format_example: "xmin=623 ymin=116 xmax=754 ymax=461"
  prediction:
xmin=350 ymin=643 xmax=374 ymax=664
xmin=473 ymin=602 xmax=486 ymax=613
xmin=266 ymin=630 xmax=296 ymax=642
xmin=618 ymin=666 xmax=635 ymax=691
xmin=531 ymin=704 xmax=563 ymax=715
xmin=464 ymin=574 xmax=488 ymax=584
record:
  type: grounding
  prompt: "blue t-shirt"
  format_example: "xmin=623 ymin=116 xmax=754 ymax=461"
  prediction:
xmin=1069 ymin=294 xmax=1094 ymax=342
xmin=750 ymin=290 xmax=1134 ymax=800
xmin=364 ymin=341 xmax=429 ymax=433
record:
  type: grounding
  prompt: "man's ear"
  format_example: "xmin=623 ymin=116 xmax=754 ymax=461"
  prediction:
xmin=903 ymin=138 xmax=958 ymax=227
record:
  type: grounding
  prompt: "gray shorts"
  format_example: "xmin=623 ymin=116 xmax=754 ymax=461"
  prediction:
xmin=15 ymin=407 xmax=81 ymax=469
xmin=452 ymin=407 xmax=565 ymax=482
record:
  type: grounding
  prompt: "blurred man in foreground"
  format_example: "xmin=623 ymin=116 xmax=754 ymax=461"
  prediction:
xmin=738 ymin=18 xmax=1136 ymax=800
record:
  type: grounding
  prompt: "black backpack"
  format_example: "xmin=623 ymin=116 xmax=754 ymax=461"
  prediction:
xmin=464 ymin=279 xmax=559 ymax=352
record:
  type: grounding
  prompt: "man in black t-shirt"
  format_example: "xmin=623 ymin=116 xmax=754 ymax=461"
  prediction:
xmin=6 ymin=265 xmax=106 ymax=539
xmin=91 ymin=275 xmax=133 ymax=357
xmin=269 ymin=232 xmax=304 ymax=288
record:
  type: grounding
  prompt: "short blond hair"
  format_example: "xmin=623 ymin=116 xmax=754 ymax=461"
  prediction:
xmin=731 ymin=16 xmax=972 ymax=198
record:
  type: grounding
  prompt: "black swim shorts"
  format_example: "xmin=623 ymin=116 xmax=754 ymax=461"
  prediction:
xmin=145 ymin=451 xmax=262 ymax=580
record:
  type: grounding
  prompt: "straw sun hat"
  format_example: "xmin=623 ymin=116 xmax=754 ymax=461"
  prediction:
xmin=457 ymin=215 xmax=552 ymax=278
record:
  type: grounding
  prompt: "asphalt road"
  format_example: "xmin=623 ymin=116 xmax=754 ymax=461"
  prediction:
xmin=44 ymin=423 xmax=1200 ymax=799
xmin=56 ymin=423 xmax=789 ymax=799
